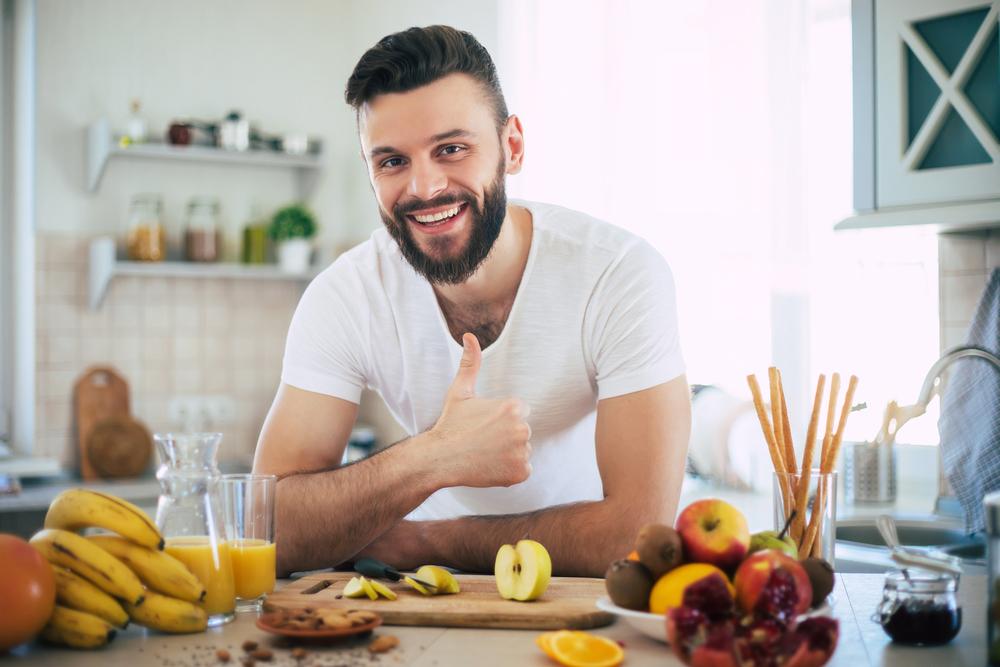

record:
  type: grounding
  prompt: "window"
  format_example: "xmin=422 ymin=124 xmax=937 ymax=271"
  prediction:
xmin=499 ymin=0 xmax=940 ymax=444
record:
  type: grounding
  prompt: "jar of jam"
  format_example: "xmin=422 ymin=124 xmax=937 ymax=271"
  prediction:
xmin=876 ymin=569 xmax=961 ymax=645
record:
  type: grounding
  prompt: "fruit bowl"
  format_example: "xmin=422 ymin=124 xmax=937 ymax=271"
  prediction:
xmin=595 ymin=596 xmax=835 ymax=644
xmin=595 ymin=597 xmax=669 ymax=643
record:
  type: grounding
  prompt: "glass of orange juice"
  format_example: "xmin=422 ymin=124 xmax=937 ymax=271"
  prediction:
xmin=222 ymin=474 xmax=276 ymax=612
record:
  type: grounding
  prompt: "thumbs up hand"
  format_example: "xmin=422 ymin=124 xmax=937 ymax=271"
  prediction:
xmin=429 ymin=333 xmax=533 ymax=489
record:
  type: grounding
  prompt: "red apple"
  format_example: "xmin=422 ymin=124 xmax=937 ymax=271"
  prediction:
xmin=675 ymin=499 xmax=750 ymax=571
xmin=734 ymin=550 xmax=813 ymax=619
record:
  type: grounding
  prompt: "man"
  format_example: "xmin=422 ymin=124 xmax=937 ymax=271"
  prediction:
xmin=254 ymin=25 xmax=691 ymax=577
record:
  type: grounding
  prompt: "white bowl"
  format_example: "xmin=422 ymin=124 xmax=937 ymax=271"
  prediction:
xmin=595 ymin=597 xmax=668 ymax=643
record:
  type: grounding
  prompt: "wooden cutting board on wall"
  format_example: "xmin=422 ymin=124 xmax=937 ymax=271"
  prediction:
xmin=73 ymin=366 xmax=151 ymax=480
xmin=266 ymin=572 xmax=614 ymax=630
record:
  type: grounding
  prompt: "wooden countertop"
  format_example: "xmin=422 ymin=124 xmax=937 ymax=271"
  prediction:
xmin=9 ymin=573 xmax=988 ymax=666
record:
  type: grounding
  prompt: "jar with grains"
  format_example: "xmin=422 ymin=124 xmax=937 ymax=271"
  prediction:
xmin=184 ymin=196 xmax=222 ymax=262
xmin=126 ymin=193 xmax=166 ymax=261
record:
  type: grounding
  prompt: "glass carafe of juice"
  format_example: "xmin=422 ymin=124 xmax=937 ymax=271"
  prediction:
xmin=154 ymin=432 xmax=236 ymax=626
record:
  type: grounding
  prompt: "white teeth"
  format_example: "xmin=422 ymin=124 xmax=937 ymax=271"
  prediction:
xmin=413 ymin=205 xmax=460 ymax=223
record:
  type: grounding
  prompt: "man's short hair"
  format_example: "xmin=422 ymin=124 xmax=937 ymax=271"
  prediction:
xmin=345 ymin=25 xmax=509 ymax=132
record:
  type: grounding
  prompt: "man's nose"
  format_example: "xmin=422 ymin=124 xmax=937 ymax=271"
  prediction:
xmin=406 ymin=158 xmax=448 ymax=201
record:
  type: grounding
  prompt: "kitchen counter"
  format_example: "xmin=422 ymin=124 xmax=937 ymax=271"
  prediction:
xmin=9 ymin=573 xmax=988 ymax=666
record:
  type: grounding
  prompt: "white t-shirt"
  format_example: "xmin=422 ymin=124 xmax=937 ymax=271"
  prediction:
xmin=281 ymin=199 xmax=684 ymax=521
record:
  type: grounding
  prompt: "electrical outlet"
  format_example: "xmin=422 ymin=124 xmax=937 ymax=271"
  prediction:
xmin=168 ymin=395 xmax=235 ymax=431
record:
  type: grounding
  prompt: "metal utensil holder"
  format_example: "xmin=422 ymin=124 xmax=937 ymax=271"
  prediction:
xmin=843 ymin=441 xmax=897 ymax=504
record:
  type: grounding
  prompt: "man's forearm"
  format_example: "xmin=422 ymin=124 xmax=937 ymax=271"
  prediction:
xmin=365 ymin=497 xmax=654 ymax=578
xmin=272 ymin=433 xmax=445 ymax=575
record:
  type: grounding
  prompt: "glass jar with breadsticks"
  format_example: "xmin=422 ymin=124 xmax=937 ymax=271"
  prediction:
xmin=747 ymin=368 xmax=859 ymax=563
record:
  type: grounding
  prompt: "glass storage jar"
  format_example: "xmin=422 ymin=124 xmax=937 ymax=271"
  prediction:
xmin=876 ymin=569 xmax=961 ymax=645
xmin=184 ymin=196 xmax=222 ymax=262
xmin=126 ymin=193 xmax=166 ymax=261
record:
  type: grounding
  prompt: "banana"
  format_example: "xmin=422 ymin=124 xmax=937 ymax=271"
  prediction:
xmin=52 ymin=566 xmax=130 ymax=629
xmin=87 ymin=534 xmax=206 ymax=603
xmin=30 ymin=529 xmax=145 ymax=605
xmin=125 ymin=589 xmax=208 ymax=634
xmin=44 ymin=488 xmax=164 ymax=550
xmin=39 ymin=605 xmax=117 ymax=649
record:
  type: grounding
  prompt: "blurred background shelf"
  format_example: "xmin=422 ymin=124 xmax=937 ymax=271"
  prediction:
xmin=88 ymin=237 xmax=317 ymax=309
xmin=86 ymin=118 xmax=323 ymax=193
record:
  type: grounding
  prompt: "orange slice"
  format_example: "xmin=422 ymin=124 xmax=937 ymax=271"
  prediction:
xmin=548 ymin=631 xmax=624 ymax=667
xmin=535 ymin=631 xmax=560 ymax=660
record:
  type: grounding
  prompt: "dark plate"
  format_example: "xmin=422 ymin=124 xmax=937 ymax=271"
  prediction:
xmin=255 ymin=612 xmax=382 ymax=640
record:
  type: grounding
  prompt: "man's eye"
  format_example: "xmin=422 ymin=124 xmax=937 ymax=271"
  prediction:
xmin=440 ymin=145 xmax=465 ymax=156
xmin=380 ymin=157 xmax=405 ymax=169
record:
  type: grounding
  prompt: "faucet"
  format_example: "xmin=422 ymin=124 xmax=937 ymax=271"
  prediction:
xmin=876 ymin=345 xmax=1000 ymax=444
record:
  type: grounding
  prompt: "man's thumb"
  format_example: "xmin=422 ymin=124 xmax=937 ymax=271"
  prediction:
xmin=449 ymin=333 xmax=482 ymax=399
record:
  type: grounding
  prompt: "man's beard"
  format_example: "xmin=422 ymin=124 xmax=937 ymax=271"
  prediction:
xmin=380 ymin=162 xmax=507 ymax=285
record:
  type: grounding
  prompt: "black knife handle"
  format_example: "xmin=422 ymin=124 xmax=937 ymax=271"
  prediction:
xmin=354 ymin=557 xmax=401 ymax=581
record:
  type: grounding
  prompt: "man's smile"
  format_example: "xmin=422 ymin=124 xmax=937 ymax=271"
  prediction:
xmin=406 ymin=202 xmax=469 ymax=235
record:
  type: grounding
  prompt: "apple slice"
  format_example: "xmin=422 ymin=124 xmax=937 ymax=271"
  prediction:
xmin=415 ymin=565 xmax=460 ymax=594
xmin=403 ymin=575 xmax=433 ymax=596
xmin=359 ymin=576 xmax=379 ymax=601
xmin=368 ymin=579 xmax=397 ymax=601
xmin=343 ymin=576 xmax=366 ymax=598
xmin=495 ymin=539 xmax=552 ymax=601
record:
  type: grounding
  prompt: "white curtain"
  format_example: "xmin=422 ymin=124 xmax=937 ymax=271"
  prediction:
xmin=498 ymin=0 xmax=941 ymax=444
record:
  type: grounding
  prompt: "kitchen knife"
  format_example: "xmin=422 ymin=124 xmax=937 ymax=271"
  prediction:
xmin=354 ymin=557 xmax=438 ymax=591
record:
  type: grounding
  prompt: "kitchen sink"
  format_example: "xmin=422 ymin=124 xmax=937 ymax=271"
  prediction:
xmin=834 ymin=516 xmax=986 ymax=574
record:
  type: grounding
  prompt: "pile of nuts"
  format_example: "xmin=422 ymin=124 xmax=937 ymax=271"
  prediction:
xmin=260 ymin=607 xmax=379 ymax=631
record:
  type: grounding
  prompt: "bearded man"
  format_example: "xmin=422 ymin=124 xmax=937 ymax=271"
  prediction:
xmin=254 ymin=25 xmax=691 ymax=577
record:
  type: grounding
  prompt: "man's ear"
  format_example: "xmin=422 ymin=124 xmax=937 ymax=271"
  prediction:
xmin=503 ymin=115 xmax=525 ymax=175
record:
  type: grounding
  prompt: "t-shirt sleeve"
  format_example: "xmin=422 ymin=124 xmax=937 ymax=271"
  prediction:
xmin=280 ymin=263 xmax=368 ymax=403
xmin=586 ymin=239 xmax=685 ymax=400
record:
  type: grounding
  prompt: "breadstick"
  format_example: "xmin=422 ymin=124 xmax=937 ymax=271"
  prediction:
xmin=778 ymin=370 xmax=797 ymax=476
xmin=799 ymin=523 xmax=818 ymax=559
xmin=805 ymin=372 xmax=839 ymax=560
xmin=768 ymin=368 xmax=786 ymax=473
xmin=818 ymin=373 xmax=840 ymax=474
xmin=823 ymin=375 xmax=859 ymax=473
xmin=792 ymin=374 xmax=825 ymax=542
xmin=747 ymin=374 xmax=793 ymax=518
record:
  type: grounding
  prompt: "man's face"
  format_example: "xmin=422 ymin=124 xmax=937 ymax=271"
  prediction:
xmin=358 ymin=74 xmax=509 ymax=284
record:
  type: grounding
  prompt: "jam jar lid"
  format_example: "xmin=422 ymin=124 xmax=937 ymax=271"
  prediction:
xmin=884 ymin=569 xmax=958 ymax=594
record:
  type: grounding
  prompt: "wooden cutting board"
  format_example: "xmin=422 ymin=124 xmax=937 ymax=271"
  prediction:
xmin=266 ymin=572 xmax=614 ymax=630
xmin=74 ymin=366 xmax=150 ymax=480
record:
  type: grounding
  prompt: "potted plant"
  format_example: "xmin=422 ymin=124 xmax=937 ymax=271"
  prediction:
xmin=269 ymin=203 xmax=317 ymax=273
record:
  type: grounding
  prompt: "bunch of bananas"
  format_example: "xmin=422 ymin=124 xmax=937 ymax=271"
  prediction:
xmin=30 ymin=489 xmax=209 ymax=649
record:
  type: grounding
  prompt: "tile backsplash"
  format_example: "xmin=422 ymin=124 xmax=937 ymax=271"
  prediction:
xmin=35 ymin=233 xmax=300 ymax=468
xmin=939 ymin=229 xmax=1000 ymax=351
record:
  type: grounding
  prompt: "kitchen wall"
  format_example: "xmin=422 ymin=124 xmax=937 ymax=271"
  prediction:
xmin=32 ymin=0 xmax=498 ymax=466
xmin=938 ymin=231 xmax=1000 ymax=352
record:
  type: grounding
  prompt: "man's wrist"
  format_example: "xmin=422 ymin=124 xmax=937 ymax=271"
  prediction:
xmin=395 ymin=429 xmax=455 ymax=494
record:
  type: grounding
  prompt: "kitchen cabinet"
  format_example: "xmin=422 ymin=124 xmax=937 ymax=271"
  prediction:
xmin=841 ymin=0 xmax=1000 ymax=231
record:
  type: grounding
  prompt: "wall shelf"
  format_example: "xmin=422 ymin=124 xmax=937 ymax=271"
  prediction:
xmin=88 ymin=237 xmax=317 ymax=309
xmin=836 ymin=199 xmax=1000 ymax=233
xmin=86 ymin=118 xmax=323 ymax=194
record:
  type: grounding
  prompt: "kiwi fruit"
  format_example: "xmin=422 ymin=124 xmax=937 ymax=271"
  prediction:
xmin=635 ymin=523 xmax=684 ymax=579
xmin=800 ymin=557 xmax=835 ymax=607
xmin=605 ymin=559 xmax=654 ymax=611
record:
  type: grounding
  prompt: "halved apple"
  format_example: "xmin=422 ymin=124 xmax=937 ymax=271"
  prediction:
xmin=415 ymin=565 xmax=460 ymax=594
xmin=368 ymin=579 xmax=398 ymax=601
xmin=343 ymin=576 xmax=366 ymax=598
xmin=360 ymin=576 xmax=379 ymax=601
xmin=495 ymin=539 xmax=552 ymax=601
xmin=403 ymin=575 xmax=433 ymax=596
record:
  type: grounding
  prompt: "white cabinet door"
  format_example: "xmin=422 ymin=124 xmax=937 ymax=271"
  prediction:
xmin=876 ymin=0 xmax=1000 ymax=208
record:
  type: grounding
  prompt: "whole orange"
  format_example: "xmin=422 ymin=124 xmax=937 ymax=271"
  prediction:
xmin=648 ymin=562 xmax=734 ymax=615
xmin=0 ymin=534 xmax=56 ymax=651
